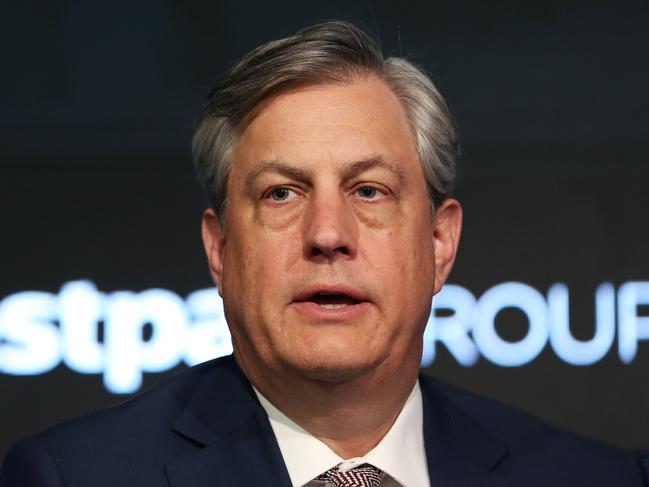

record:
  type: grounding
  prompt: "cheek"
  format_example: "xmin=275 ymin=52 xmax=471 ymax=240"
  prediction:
xmin=372 ymin=224 xmax=435 ymax=289
xmin=223 ymin=226 xmax=301 ymax=302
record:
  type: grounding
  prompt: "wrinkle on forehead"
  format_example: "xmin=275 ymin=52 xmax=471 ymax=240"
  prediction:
xmin=230 ymin=76 xmax=425 ymax=198
xmin=239 ymin=75 xmax=416 ymax=146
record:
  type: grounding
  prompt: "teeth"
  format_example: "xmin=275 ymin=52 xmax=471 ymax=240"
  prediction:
xmin=319 ymin=303 xmax=348 ymax=309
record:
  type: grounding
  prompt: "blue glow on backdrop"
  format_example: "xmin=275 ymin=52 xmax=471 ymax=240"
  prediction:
xmin=1 ymin=280 xmax=648 ymax=394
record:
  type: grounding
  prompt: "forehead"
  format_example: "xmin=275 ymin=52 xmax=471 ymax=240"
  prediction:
xmin=230 ymin=76 xmax=423 ymax=179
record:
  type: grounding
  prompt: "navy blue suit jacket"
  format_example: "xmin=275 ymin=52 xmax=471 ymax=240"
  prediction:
xmin=1 ymin=355 xmax=647 ymax=486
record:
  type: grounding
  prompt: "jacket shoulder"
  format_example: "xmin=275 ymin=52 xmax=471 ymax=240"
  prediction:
xmin=38 ymin=356 xmax=225 ymax=441
xmin=422 ymin=374 xmax=649 ymax=486
xmin=1 ymin=356 xmax=233 ymax=487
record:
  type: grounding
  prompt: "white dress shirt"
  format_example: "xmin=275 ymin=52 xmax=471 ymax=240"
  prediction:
xmin=253 ymin=381 xmax=430 ymax=487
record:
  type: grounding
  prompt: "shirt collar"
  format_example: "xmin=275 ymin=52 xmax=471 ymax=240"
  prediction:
xmin=253 ymin=381 xmax=430 ymax=487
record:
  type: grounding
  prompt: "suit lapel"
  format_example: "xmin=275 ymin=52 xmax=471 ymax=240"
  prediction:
xmin=164 ymin=357 xmax=514 ymax=487
xmin=420 ymin=376 xmax=514 ymax=486
xmin=165 ymin=356 xmax=292 ymax=487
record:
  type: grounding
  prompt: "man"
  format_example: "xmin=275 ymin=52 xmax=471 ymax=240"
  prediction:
xmin=1 ymin=20 xmax=647 ymax=487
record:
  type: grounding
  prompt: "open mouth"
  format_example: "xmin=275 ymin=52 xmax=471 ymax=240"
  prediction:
xmin=307 ymin=292 xmax=361 ymax=309
xmin=293 ymin=286 xmax=369 ymax=317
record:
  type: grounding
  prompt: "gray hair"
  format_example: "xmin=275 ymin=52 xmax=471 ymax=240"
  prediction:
xmin=192 ymin=20 xmax=458 ymax=225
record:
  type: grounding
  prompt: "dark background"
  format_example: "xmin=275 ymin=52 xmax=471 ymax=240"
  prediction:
xmin=2 ymin=0 xmax=649 ymax=458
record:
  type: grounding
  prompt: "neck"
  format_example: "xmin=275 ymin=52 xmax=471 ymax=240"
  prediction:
xmin=241 ymin=354 xmax=420 ymax=459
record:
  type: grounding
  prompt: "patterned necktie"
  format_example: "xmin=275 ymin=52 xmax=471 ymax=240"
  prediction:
xmin=316 ymin=463 xmax=384 ymax=487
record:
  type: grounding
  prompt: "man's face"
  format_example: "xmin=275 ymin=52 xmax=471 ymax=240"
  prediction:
xmin=202 ymin=76 xmax=461 ymax=382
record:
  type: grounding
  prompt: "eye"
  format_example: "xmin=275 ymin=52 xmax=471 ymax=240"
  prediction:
xmin=267 ymin=186 xmax=298 ymax=202
xmin=356 ymin=186 xmax=383 ymax=200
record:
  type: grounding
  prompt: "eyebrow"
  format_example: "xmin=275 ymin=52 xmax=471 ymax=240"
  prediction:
xmin=244 ymin=161 xmax=311 ymax=194
xmin=344 ymin=155 xmax=408 ymax=185
xmin=243 ymin=155 xmax=408 ymax=194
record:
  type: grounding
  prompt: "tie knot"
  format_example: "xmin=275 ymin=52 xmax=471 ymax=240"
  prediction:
xmin=316 ymin=463 xmax=384 ymax=487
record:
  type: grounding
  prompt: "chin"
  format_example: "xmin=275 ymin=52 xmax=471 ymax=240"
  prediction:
xmin=283 ymin=346 xmax=387 ymax=383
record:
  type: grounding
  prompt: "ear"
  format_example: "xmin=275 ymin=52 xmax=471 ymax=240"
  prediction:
xmin=201 ymin=208 xmax=226 ymax=292
xmin=432 ymin=198 xmax=462 ymax=294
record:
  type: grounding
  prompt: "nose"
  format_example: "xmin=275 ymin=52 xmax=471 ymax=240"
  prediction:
xmin=303 ymin=191 xmax=358 ymax=261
